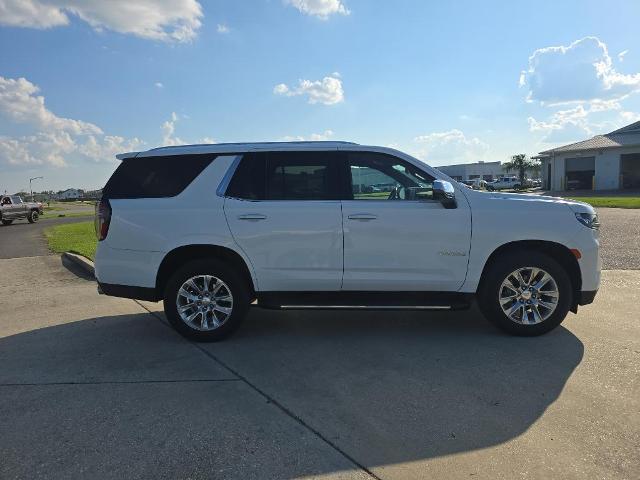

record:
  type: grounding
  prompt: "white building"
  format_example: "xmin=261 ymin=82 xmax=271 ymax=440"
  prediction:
xmin=436 ymin=161 xmax=504 ymax=182
xmin=57 ymin=188 xmax=83 ymax=200
xmin=535 ymin=121 xmax=640 ymax=191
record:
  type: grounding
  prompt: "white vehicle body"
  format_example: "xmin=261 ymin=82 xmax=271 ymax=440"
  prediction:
xmin=95 ymin=142 xmax=600 ymax=339
xmin=488 ymin=176 xmax=521 ymax=190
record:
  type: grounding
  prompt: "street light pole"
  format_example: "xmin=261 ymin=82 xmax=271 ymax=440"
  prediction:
xmin=29 ymin=176 xmax=44 ymax=201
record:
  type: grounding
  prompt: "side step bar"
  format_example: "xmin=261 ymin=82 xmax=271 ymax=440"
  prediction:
xmin=255 ymin=291 xmax=473 ymax=311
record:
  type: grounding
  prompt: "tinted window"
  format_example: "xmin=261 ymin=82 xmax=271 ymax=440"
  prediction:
xmin=347 ymin=152 xmax=434 ymax=201
xmin=267 ymin=152 xmax=338 ymax=200
xmin=226 ymin=153 xmax=266 ymax=200
xmin=103 ymin=154 xmax=214 ymax=199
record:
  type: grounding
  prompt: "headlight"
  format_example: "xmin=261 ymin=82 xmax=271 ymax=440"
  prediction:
xmin=575 ymin=212 xmax=600 ymax=229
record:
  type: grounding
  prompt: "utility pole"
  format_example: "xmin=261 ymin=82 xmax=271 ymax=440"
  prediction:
xmin=29 ymin=176 xmax=44 ymax=201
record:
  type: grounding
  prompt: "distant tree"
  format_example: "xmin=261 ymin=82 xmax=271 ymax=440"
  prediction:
xmin=503 ymin=154 xmax=540 ymax=185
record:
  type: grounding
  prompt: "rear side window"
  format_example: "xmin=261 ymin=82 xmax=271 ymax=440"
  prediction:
xmin=226 ymin=153 xmax=267 ymax=200
xmin=103 ymin=154 xmax=215 ymax=199
xmin=225 ymin=151 xmax=341 ymax=201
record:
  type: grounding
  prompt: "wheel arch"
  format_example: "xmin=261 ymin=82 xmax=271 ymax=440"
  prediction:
xmin=156 ymin=244 xmax=256 ymax=299
xmin=479 ymin=240 xmax=582 ymax=310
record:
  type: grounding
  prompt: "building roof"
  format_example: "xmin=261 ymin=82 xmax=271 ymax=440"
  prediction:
xmin=539 ymin=120 xmax=640 ymax=155
xmin=437 ymin=160 xmax=502 ymax=168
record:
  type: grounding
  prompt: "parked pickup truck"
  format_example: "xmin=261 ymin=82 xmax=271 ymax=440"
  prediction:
xmin=0 ymin=195 xmax=43 ymax=225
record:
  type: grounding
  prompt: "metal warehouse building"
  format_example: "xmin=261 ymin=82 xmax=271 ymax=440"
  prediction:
xmin=436 ymin=161 xmax=504 ymax=182
xmin=536 ymin=120 xmax=640 ymax=191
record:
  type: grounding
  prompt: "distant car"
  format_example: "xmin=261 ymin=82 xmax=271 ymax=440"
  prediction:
xmin=486 ymin=176 xmax=521 ymax=191
xmin=0 ymin=195 xmax=43 ymax=225
xmin=469 ymin=179 xmax=489 ymax=190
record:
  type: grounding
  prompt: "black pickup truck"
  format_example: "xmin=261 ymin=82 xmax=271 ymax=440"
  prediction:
xmin=0 ymin=195 xmax=43 ymax=225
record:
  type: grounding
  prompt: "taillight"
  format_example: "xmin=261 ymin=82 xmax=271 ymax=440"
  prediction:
xmin=95 ymin=198 xmax=111 ymax=241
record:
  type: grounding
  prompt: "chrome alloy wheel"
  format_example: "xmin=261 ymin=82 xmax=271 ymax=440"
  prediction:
xmin=176 ymin=275 xmax=233 ymax=331
xmin=498 ymin=267 xmax=559 ymax=325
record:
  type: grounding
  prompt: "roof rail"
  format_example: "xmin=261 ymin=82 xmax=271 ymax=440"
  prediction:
xmin=146 ymin=140 xmax=358 ymax=152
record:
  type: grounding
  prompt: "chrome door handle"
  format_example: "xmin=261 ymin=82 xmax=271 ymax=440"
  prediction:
xmin=348 ymin=213 xmax=377 ymax=221
xmin=237 ymin=213 xmax=267 ymax=221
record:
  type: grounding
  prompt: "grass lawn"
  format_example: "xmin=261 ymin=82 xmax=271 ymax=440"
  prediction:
xmin=567 ymin=197 xmax=640 ymax=209
xmin=44 ymin=221 xmax=97 ymax=260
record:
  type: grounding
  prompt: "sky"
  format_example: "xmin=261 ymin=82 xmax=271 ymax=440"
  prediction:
xmin=1 ymin=0 xmax=640 ymax=194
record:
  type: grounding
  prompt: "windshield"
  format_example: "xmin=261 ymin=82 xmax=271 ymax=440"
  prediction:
xmin=10 ymin=196 xmax=23 ymax=204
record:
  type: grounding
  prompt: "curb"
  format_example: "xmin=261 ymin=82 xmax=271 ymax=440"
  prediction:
xmin=62 ymin=252 xmax=95 ymax=278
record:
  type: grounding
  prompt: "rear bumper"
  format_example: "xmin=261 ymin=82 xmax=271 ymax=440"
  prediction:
xmin=578 ymin=290 xmax=598 ymax=306
xmin=98 ymin=282 xmax=159 ymax=302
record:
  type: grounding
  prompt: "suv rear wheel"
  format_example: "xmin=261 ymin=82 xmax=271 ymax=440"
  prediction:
xmin=478 ymin=251 xmax=572 ymax=336
xmin=164 ymin=259 xmax=250 ymax=341
xmin=28 ymin=210 xmax=39 ymax=223
xmin=1 ymin=219 xmax=13 ymax=225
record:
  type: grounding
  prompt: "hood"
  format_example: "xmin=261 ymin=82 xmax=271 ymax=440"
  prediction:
xmin=473 ymin=191 xmax=596 ymax=214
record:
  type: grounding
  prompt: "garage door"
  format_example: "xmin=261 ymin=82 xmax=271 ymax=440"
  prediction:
xmin=621 ymin=153 xmax=640 ymax=189
xmin=565 ymin=157 xmax=595 ymax=190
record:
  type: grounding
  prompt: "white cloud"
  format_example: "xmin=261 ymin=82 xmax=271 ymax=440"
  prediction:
xmin=161 ymin=112 xmax=186 ymax=146
xmin=155 ymin=82 xmax=164 ymax=89
xmin=281 ymin=129 xmax=334 ymax=141
xmin=78 ymin=135 xmax=144 ymax=162
xmin=413 ymin=129 xmax=489 ymax=164
xmin=0 ymin=0 xmax=203 ymax=42
xmin=619 ymin=111 xmax=640 ymax=124
xmin=0 ymin=76 xmax=102 ymax=135
xmin=284 ymin=0 xmax=349 ymax=19
xmin=274 ymin=74 xmax=344 ymax=105
xmin=520 ymin=37 xmax=640 ymax=105
xmin=526 ymin=101 xmax=633 ymax=144
xmin=216 ymin=23 xmax=229 ymax=34
xmin=618 ymin=50 xmax=629 ymax=62
xmin=0 ymin=75 xmax=143 ymax=168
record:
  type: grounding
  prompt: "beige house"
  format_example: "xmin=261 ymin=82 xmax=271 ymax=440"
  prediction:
xmin=535 ymin=120 xmax=640 ymax=191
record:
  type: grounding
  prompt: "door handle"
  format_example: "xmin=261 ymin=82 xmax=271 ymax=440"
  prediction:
xmin=237 ymin=213 xmax=267 ymax=221
xmin=347 ymin=213 xmax=377 ymax=221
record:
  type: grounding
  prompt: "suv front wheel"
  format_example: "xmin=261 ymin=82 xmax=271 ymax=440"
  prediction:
xmin=164 ymin=259 xmax=250 ymax=341
xmin=478 ymin=251 xmax=572 ymax=336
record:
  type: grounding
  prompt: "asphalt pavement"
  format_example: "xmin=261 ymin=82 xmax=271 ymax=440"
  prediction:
xmin=596 ymin=207 xmax=640 ymax=269
xmin=0 ymin=215 xmax=91 ymax=259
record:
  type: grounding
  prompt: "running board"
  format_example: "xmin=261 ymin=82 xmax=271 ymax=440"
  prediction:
xmin=255 ymin=291 xmax=473 ymax=311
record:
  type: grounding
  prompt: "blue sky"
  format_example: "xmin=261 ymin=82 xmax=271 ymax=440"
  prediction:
xmin=1 ymin=0 xmax=640 ymax=193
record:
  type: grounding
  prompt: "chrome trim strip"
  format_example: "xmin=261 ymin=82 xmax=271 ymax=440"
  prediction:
xmin=278 ymin=305 xmax=452 ymax=310
xmin=215 ymin=155 xmax=243 ymax=197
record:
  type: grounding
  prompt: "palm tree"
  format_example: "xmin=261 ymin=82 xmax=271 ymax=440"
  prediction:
xmin=503 ymin=154 xmax=540 ymax=186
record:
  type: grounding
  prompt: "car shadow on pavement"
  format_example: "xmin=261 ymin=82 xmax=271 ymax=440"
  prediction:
xmin=209 ymin=307 xmax=585 ymax=471
xmin=0 ymin=306 xmax=584 ymax=478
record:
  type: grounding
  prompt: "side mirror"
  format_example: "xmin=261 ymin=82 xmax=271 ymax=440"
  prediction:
xmin=432 ymin=180 xmax=457 ymax=209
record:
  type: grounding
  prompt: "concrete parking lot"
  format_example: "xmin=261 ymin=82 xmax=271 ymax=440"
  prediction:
xmin=0 ymin=209 xmax=639 ymax=479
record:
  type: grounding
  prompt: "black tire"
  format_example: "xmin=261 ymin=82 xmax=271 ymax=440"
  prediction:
xmin=1 ymin=219 xmax=13 ymax=225
xmin=164 ymin=258 xmax=250 ymax=342
xmin=27 ymin=210 xmax=39 ymax=223
xmin=486 ymin=185 xmax=495 ymax=191
xmin=478 ymin=250 xmax=572 ymax=336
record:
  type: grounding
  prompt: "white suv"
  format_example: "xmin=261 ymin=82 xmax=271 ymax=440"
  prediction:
xmin=487 ymin=176 xmax=522 ymax=191
xmin=95 ymin=142 xmax=600 ymax=341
